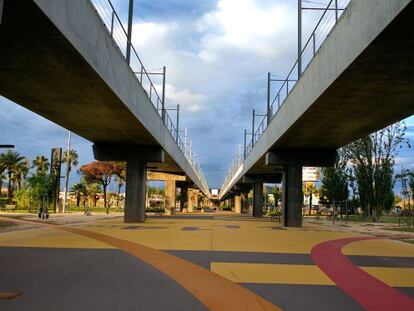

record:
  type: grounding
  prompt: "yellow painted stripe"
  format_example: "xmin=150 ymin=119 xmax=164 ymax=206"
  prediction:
xmin=211 ymin=263 xmax=414 ymax=288
xmin=0 ymin=227 xmax=114 ymax=249
xmin=343 ymin=239 xmax=414 ymax=257
xmin=210 ymin=263 xmax=335 ymax=285
xmin=361 ymin=267 xmax=414 ymax=287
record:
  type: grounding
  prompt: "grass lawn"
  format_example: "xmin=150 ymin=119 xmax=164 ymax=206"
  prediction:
xmin=328 ymin=214 xmax=413 ymax=225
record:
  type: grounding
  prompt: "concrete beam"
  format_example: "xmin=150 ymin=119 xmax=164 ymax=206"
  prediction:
xmin=242 ymin=174 xmax=282 ymax=184
xmin=147 ymin=171 xmax=186 ymax=182
xmin=265 ymin=150 xmax=337 ymax=167
xmin=93 ymin=143 xmax=164 ymax=162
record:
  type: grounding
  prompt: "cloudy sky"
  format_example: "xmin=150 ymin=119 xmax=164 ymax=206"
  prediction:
xmin=0 ymin=0 xmax=413 ymax=189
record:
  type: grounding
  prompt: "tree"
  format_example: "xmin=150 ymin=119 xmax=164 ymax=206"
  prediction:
xmin=396 ymin=169 xmax=414 ymax=214
xmin=304 ymin=182 xmax=318 ymax=216
xmin=32 ymin=155 xmax=50 ymax=175
xmin=13 ymin=158 xmax=30 ymax=190
xmin=85 ymin=182 xmax=101 ymax=208
xmin=272 ymin=186 xmax=281 ymax=207
xmin=26 ymin=173 xmax=55 ymax=206
xmin=113 ymin=163 xmax=126 ymax=208
xmin=63 ymin=149 xmax=79 ymax=211
xmin=71 ymin=182 xmax=87 ymax=207
xmin=346 ymin=122 xmax=409 ymax=221
xmin=320 ymin=149 xmax=349 ymax=206
xmin=0 ymin=150 xmax=25 ymax=201
xmin=0 ymin=161 xmax=6 ymax=197
xmin=80 ymin=162 xmax=121 ymax=213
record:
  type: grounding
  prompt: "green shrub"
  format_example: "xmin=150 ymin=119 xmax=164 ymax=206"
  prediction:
xmin=145 ymin=207 xmax=165 ymax=213
xmin=13 ymin=188 xmax=31 ymax=210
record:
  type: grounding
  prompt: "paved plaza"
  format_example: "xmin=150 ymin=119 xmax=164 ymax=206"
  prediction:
xmin=0 ymin=212 xmax=414 ymax=310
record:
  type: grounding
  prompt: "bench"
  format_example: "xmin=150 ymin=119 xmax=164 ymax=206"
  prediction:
xmin=1 ymin=204 xmax=16 ymax=212
xmin=270 ymin=214 xmax=281 ymax=223
xmin=154 ymin=210 xmax=164 ymax=217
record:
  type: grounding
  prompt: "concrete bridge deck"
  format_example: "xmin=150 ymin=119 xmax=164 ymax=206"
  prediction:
xmin=0 ymin=0 xmax=208 ymax=192
xmin=0 ymin=0 xmax=209 ymax=221
xmin=220 ymin=0 xmax=414 ymax=225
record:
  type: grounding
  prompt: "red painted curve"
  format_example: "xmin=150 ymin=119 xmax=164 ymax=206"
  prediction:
xmin=311 ymin=237 xmax=414 ymax=311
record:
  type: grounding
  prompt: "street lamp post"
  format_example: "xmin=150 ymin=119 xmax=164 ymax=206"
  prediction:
xmin=298 ymin=0 xmax=302 ymax=78
xmin=126 ymin=0 xmax=135 ymax=64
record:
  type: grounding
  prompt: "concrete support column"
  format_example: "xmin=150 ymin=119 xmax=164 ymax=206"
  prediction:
xmin=253 ymin=182 xmax=263 ymax=217
xmin=194 ymin=190 xmax=200 ymax=210
xmin=284 ymin=162 xmax=303 ymax=227
xmin=241 ymin=192 xmax=249 ymax=213
xmin=125 ymin=157 xmax=147 ymax=223
xmin=92 ymin=143 xmax=164 ymax=223
xmin=180 ymin=186 xmax=188 ymax=212
xmin=0 ymin=0 xmax=4 ymax=24
xmin=165 ymin=179 xmax=176 ymax=215
xmin=234 ymin=195 xmax=241 ymax=214
xmin=187 ymin=189 xmax=195 ymax=212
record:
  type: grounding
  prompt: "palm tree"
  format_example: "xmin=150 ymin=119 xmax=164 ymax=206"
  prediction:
xmin=32 ymin=155 xmax=50 ymax=175
xmin=71 ymin=182 xmax=87 ymax=207
xmin=13 ymin=158 xmax=30 ymax=190
xmin=86 ymin=182 xmax=101 ymax=207
xmin=63 ymin=149 xmax=79 ymax=211
xmin=304 ymin=183 xmax=318 ymax=216
xmin=0 ymin=151 xmax=26 ymax=201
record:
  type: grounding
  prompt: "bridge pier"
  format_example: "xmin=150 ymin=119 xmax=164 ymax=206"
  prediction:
xmin=164 ymin=179 xmax=176 ymax=215
xmin=187 ymin=189 xmax=198 ymax=212
xmin=125 ymin=157 xmax=147 ymax=222
xmin=147 ymin=172 xmax=186 ymax=216
xmin=283 ymin=163 xmax=303 ymax=227
xmin=92 ymin=143 xmax=164 ymax=223
xmin=234 ymin=195 xmax=241 ymax=214
xmin=253 ymin=182 xmax=263 ymax=217
xmin=266 ymin=150 xmax=336 ymax=227
xmin=176 ymin=182 xmax=188 ymax=212
xmin=241 ymin=191 xmax=249 ymax=213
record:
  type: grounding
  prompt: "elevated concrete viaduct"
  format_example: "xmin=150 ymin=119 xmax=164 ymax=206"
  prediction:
xmin=0 ymin=0 xmax=209 ymax=222
xmin=220 ymin=0 xmax=414 ymax=227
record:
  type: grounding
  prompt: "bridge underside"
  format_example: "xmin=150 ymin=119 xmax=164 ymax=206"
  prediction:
xmin=0 ymin=0 xmax=209 ymax=222
xmin=275 ymin=1 xmax=414 ymax=150
xmin=0 ymin=0 xmax=188 ymax=175
xmin=222 ymin=1 xmax=414 ymax=227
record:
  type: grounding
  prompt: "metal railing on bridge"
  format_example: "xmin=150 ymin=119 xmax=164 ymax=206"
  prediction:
xmin=221 ymin=0 xmax=352 ymax=193
xmin=89 ymin=0 xmax=208 ymax=192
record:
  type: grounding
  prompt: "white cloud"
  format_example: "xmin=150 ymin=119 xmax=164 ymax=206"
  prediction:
xmin=197 ymin=0 xmax=294 ymax=60
xmin=132 ymin=21 xmax=172 ymax=47
xmin=165 ymin=84 xmax=206 ymax=112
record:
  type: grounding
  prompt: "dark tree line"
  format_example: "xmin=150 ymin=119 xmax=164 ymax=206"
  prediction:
xmin=321 ymin=122 xmax=410 ymax=221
